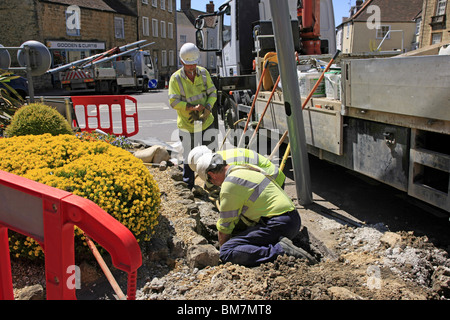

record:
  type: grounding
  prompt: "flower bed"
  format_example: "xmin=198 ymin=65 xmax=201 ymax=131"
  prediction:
xmin=0 ymin=134 xmax=161 ymax=259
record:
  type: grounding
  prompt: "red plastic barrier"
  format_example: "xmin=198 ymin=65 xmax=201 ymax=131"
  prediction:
xmin=71 ymin=95 xmax=139 ymax=137
xmin=0 ymin=170 xmax=142 ymax=300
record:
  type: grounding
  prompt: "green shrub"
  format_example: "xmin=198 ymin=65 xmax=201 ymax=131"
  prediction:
xmin=5 ymin=103 xmax=73 ymax=137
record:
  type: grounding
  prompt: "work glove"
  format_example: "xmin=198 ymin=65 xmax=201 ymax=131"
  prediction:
xmin=198 ymin=108 xmax=211 ymax=122
xmin=188 ymin=111 xmax=200 ymax=123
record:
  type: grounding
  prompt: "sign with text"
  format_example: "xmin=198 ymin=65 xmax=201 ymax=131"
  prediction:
xmin=47 ymin=41 xmax=106 ymax=51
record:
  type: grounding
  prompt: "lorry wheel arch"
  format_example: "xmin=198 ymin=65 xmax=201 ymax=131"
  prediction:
xmin=109 ymin=81 xmax=121 ymax=95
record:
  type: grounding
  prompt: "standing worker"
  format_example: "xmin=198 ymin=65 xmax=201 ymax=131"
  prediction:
xmin=194 ymin=153 xmax=318 ymax=267
xmin=169 ymin=43 xmax=218 ymax=189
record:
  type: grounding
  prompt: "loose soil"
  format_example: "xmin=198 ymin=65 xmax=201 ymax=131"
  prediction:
xmin=10 ymin=157 xmax=450 ymax=301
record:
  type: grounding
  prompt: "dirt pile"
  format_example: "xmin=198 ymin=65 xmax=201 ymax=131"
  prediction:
xmin=11 ymin=164 xmax=450 ymax=300
xmin=135 ymin=166 xmax=450 ymax=301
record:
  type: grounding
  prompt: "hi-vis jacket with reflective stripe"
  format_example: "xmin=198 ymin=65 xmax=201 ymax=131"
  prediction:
xmin=168 ymin=66 xmax=217 ymax=132
xmin=217 ymin=165 xmax=295 ymax=235
xmin=217 ymin=148 xmax=286 ymax=187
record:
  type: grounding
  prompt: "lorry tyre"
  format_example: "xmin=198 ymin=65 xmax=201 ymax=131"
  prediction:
xmin=109 ymin=81 xmax=121 ymax=95
xmin=141 ymin=79 xmax=149 ymax=93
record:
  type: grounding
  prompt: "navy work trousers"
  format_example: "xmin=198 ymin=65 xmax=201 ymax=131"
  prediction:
xmin=179 ymin=126 xmax=218 ymax=189
xmin=219 ymin=209 xmax=301 ymax=267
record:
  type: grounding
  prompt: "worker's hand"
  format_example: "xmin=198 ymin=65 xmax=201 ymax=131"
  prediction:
xmin=187 ymin=104 xmax=204 ymax=112
xmin=186 ymin=103 xmax=203 ymax=111
xmin=188 ymin=110 xmax=200 ymax=123
xmin=218 ymin=231 xmax=231 ymax=246
xmin=194 ymin=104 xmax=205 ymax=112
xmin=199 ymin=108 xmax=211 ymax=122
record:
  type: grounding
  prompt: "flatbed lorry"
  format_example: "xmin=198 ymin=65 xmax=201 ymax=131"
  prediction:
xmin=195 ymin=0 xmax=450 ymax=214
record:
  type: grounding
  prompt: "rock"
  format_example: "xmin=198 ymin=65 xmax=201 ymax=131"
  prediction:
xmin=17 ymin=284 xmax=44 ymax=300
xmin=174 ymin=181 xmax=189 ymax=189
xmin=431 ymin=266 xmax=450 ymax=298
xmin=197 ymin=202 xmax=219 ymax=242
xmin=192 ymin=235 xmax=208 ymax=245
xmin=170 ymin=236 xmax=186 ymax=258
xmin=149 ymin=277 xmax=166 ymax=292
xmin=170 ymin=170 xmax=183 ymax=181
xmin=380 ymin=232 xmax=402 ymax=248
xmin=159 ymin=161 xmax=168 ymax=171
xmin=327 ymin=286 xmax=363 ymax=300
xmin=134 ymin=145 xmax=170 ymax=164
xmin=187 ymin=244 xmax=220 ymax=269
xmin=175 ymin=217 xmax=198 ymax=233
xmin=178 ymin=190 xmax=194 ymax=201
xmin=192 ymin=185 xmax=209 ymax=198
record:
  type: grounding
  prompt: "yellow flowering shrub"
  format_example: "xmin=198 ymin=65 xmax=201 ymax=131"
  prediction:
xmin=0 ymin=134 xmax=160 ymax=259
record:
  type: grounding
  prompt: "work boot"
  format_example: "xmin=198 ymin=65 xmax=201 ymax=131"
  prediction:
xmin=278 ymin=237 xmax=318 ymax=265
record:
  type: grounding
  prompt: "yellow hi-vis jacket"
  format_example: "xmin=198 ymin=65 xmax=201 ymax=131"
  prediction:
xmin=217 ymin=165 xmax=295 ymax=235
xmin=217 ymin=148 xmax=286 ymax=187
xmin=168 ymin=66 xmax=217 ymax=133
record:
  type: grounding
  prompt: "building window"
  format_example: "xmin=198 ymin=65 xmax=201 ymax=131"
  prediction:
xmin=168 ymin=22 xmax=173 ymax=39
xmin=376 ymin=25 xmax=391 ymax=39
xmin=153 ymin=51 xmax=158 ymax=68
xmin=161 ymin=21 xmax=166 ymax=38
xmin=169 ymin=50 xmax=174 ymax=66
xmin=415 ymin=18 xmax=422 ymax=36
xmin=152 ymin=19 xmax=158 ymax=37
xmin=152 ymin=0 xmax=157 ymax=7
xmin=162 ymin=50 xmax=167 ymax=67
xmin=168 ymin=0 xmax=173 ymax=12
xmin=142 ymin=0 xmax=148 ymax=4
xmin=143 ymin=17 xmax=150 ymax=36
xmin=436 ymin=0 xmax=447 ymax=15
xmin=161 ymin=0 xmax=165 ymax=10
xmin=180 ymin=34 xmax=187 ymax=44
xmin=114 ymin=17 xmax=124 ymax=39
xmin=432 ymin=32 xmax=443 ymax=44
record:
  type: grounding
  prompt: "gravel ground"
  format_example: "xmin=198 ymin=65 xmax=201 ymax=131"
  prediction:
xmin=10 ymin=164 xmax=450 ymax=301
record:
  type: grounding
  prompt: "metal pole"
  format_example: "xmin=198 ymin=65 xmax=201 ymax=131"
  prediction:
xmin=24 ymin=45 xmax=35 ymax=103
xmin=268 ymin=0 xmax=313 ymax=205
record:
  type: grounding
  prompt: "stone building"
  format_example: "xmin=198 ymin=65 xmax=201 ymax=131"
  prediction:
xmin=0 ymin=0 xmax=177 ymax=90
xmin=336 ymin=0 xmax=423 ymax=54
xmin=177 ymin=0 xmax=218 ymax=73
xmin=418 ymin=0 xmax=450 ymax=47
xmin=121 ymin=0 xmax=178 ymax=86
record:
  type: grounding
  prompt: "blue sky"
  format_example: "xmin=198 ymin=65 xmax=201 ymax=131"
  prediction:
xmin=176 ymin=0 xmax=354 ymax=28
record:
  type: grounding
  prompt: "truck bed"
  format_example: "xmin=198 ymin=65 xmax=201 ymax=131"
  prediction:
xmin=251 ymin=55 xmax=450 ymax=213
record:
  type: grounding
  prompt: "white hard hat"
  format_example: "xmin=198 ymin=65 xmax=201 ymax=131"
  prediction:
xmin=188 ymin=145 xmax=212 ymax=172
xmin=196 ymin=153 xmax=224 ymax=182
xmin=179 ymin=43 xmax=200 ymax=65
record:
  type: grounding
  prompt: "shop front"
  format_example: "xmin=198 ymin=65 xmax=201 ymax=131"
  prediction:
xmin=46 ymin=40 xmax=106 ymax=86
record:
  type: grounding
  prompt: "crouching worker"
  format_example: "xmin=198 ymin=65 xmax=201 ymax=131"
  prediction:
xmin=195 ymin=153 xmax=317 ymax=267
xmin=188 ymin=146 xmax=286 ymax=188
